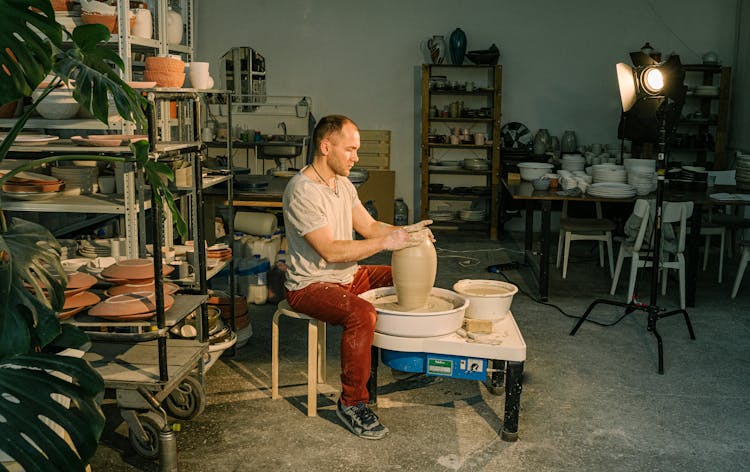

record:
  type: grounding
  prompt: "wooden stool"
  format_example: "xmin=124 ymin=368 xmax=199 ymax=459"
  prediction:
xmin=271 ymin=300 xmax=327 ymax=417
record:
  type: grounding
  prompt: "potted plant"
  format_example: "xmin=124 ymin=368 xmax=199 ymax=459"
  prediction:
xmin=0 ymin=0 xmax=184 ymax=469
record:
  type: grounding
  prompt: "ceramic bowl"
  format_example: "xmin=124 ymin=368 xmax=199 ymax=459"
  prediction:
xmin=80 ymin=12 xmax=135 ymax=34
xmin=517 ymin=162 xmax=554 ymax=181
xmin=32 ymin=89 xmax=80 ymax=120
xmin=532 ymin=177 xmax=551 ymax=191
xmin=101 ymin=258 xmax=174 ymax=280
xmin=88 ymin=291 xmax=174 ymax=318
xmin=144 ymin=56 xmax=185 ymax=73
xmin=143 ymin=70 xmax=185 ymax=88
xmin=453 ymin=279 xmax=518 ymax=321
xmin=106 ymin=281 xmax=179 ymax=297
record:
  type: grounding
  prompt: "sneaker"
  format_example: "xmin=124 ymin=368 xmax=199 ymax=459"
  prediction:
xmin=336 ymin=399 xmax=389 ymax=440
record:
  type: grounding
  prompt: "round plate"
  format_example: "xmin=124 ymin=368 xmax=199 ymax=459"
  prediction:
xmin=0 ymin=191 xmax=59 ymax=200
xmin=0 ymin=134 xmax=59 ymax=146
xmin=500 ymin=122 xmax=531 ymax=150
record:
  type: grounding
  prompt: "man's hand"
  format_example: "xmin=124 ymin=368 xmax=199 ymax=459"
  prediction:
xmin=403 ymin=219 xmax=435 ymax=243
xmin=384 ymin=228 xmax=411 ymax=251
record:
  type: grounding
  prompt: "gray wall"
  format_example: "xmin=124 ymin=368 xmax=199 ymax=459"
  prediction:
xmin=195 ymin=0 xmax=741 ymax=214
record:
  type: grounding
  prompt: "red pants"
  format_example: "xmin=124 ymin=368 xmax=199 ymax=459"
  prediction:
xmin=286 ymin=265 xmax=392 ymax=406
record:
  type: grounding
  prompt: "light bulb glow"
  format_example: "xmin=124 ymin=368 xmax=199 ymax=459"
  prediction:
xmin=642 ymin=67 xmax=664 ymax=94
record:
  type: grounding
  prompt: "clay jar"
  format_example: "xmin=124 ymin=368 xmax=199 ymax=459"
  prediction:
xmin=391 ymin=235 xmax=437 ymax=310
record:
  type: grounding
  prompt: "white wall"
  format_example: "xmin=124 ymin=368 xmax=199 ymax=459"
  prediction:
xmin=195 ymin=0 xmax=739 ymax=214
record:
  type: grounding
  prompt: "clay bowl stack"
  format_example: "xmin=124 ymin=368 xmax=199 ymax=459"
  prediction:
xmin=206 ymin=244 xmax=232 ymax=261
xmin=1 ymin=170 xmax=65 ymax=199
xmin=144 ymin=56 xmax=185 ymax=88
xmin=88 ymin=291 xmax=174 ymax=321
xmin=58 ymin=271 xmax=100 ymax=320
xmin=99 ymin=258 xmax=174 ymax=284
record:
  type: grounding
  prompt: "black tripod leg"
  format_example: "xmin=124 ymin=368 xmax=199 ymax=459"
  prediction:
xmin=570 ymin=299 xmax=630 ymax=336
xmin=657 ymin=308 xmax=696 ymax=340
xmin=501 ymin=361 xmax=524 ymax=442
xmin=647 ymin=314 xmax=665 ymax=374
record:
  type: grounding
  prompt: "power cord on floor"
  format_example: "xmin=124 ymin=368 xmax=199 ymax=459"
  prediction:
xmin=434 ymin=245 xmax=524 ymax=268
xmin=487 ymin=263 xmax=632 ymax=328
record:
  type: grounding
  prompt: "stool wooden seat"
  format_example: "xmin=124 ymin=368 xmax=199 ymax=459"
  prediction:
xmin=271 ymin=300 xmax=327 ymax=417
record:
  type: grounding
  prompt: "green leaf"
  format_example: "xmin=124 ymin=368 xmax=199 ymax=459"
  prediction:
xmin=0 ymin=353 xmax=105 ymax=470
xmin=0 ymin=0 xmax=62 ymax=102
xmin=0 ymin=217 xmax=65 ymax=358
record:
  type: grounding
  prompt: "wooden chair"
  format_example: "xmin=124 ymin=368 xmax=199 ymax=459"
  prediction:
xmin=556 ymin=201 xmax=616 ymax=279
xmin=610 ymin=200 xmax=693 ymax=309
xmin=730 ymin=241 xmax=750 ymax=298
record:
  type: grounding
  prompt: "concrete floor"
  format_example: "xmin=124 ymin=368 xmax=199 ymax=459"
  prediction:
xmin=89 ymin=230 xmax=750 ymax=471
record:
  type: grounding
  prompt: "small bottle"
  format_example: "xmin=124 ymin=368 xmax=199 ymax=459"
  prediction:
xmin=394 ymin=198 xmax=409 ymax=226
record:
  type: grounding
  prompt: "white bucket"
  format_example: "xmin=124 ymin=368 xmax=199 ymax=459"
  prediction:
xmin=452 ymin=279 xmax=518 ymax=321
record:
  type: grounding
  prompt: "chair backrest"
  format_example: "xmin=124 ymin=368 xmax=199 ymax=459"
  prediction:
xmin=631 ymin=199 xmax=652 ymax=252
xmin=662 ymin=201 xmax=694 ymax=254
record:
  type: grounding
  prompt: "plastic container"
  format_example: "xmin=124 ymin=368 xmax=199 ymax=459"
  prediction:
xmin=394 ymin=198 xmax=409 ymax=226
xmin=247 ymin=255 xmax=269 ymax=305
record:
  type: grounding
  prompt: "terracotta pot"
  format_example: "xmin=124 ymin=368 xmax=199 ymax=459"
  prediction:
xmin=143 ymin=71 xmax=185 ymax=88
xmin=144 ymin=56 xmax=185 ymax=73
xmin=80 ymin=12 xmax=136 ymax=34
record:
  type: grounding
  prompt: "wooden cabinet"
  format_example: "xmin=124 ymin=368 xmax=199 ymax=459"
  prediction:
xmin=672 ymin=64 xmax=731 ymax=169
xmin=419 ymin=64 xmax=502 ymax=239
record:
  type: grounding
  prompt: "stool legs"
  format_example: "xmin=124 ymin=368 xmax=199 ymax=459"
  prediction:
xmin=306 ymin=320 xmax=318 ymax=417
xmin=272 ymin=311 xmax=281 ymax=401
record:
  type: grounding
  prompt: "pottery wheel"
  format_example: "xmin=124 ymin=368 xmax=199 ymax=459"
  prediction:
xmin=372 ymin=293 xmax=454 ymax=313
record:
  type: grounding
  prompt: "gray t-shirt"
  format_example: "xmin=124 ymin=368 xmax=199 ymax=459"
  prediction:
xmin=282 ymin=169 xmax=362 ymax=291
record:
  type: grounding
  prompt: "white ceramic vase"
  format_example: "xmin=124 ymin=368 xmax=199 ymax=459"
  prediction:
xmin=166 ymin=7 xmax=183 ymax=44
xmin=132 ymin=7 xmax=152 ymax=39
xmin=391 ymin=237 xmax=437 ymax=310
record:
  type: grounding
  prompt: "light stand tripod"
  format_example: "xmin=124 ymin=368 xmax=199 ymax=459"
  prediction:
xmin=569 ymin=105 xmax=695 ymax=374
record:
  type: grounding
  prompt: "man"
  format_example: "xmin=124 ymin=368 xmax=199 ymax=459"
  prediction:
xmin=282 ymin=114 xmax=432 ymax=440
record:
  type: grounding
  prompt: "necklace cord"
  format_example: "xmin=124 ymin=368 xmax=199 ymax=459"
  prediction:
xmin=310 ymin=163 xmax=338 ymax=195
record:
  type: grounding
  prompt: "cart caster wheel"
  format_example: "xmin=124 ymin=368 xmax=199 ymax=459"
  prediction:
xmin=128 ymin=411 xmax=165 ymax=460
xmin=486 ymin=360 xmax=505 ymax=396
xmin=165 ymin=375 xmax=206 ymax=420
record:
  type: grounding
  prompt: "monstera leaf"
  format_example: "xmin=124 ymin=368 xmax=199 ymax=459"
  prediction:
xmin=0 ymin=353 xmax=105 ymax=471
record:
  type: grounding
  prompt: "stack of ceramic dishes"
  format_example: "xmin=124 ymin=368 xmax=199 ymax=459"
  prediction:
xmin=105 ymin=280 xmax=180 ymax=297
xmin=591 ymin=164 xmax=627 ymax=184
xmin=463 ymin=158 xmax=490 ymax=171
xmin=429 ymin=210 xmax=455 ymax=222
xmin=627 ymin=169 xmax=657 ymax=195
xmin=88 ymin=291 xmax=175 ymax=321
xmin=561 ymin=154 xmax=586 ymax=172
xmin=694 ymin=85 xmax=719 ymax=96
xmin=459 ymin=209 xmax=486 ymax=222
xmin=206 ymin=243 xmax=232 ymax=261
xmin=99 ymin=258 xmax=174 ymax=284
xmin=0 ymin=170 xmax=64 ymax=200
xmin=736 ymin=154 xmax=750 ymax=189
xmin=58 ymin=271 xmax=99 ymax=319
xmin=51 ymin=165 xmax=99 ymax=195
xmin=587 ymin=182 xmax=636 ymax=198
xmin=79 ymin=239 xmax=114 ymax=258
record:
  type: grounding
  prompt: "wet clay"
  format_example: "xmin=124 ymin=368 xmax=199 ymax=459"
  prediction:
xmin=371 ymin=293 xmax=454 ymax=313
xmin=391 ymin=238 xmax=437 ymax=310
xmin=460 ymin=285 xmax=513 ymax=296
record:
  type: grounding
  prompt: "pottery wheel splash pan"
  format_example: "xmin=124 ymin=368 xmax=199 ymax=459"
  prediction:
xmin=359 ymin=286 xmax=468 ymax=338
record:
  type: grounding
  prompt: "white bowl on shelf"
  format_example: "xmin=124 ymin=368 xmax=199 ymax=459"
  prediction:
xmin=517 ymin=162 xmax=554 ymax=181
xmin=31 ymin=88 xmax=80 ymax=120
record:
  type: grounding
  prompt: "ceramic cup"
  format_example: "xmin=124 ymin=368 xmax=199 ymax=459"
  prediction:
xmin=201 ymin=127 xmax=214 ymax=142
xmin=449 ymin=135 xmax=460 ymax=145
xmin=188 ymin=61 xmax=210 ymax=89
xmin=474 ymin=133 xmax=485 ymax=146
xmin=98 ymin=175 xmax=115 ymax=194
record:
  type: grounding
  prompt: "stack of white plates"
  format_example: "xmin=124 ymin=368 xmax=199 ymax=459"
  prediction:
xmin=51 ymin=166 xmax=99 ymax=195
xmin=627 ymin=169 xmax=657 ymax=195
xmin=587 ymin=182 xmax=636 ymax=198
xmin=561 ymin=154 xmax=585 ymax=172
xmin=694 ymin=85 xmax=719 ymax=96
xmin=736 ymin=154 xmax=750 ymax=186
xmin=591 ymin=164 xmax=627 ymax=183
xmin=623 ymin=158 xmax=656 ymax=173
xmin=429 ymin=210 xmax=455 ymax=222
xmin=459 ymin=209 xmax=486 ymax=222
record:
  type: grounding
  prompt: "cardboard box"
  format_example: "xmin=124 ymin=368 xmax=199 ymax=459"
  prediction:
xmin=357 ymin=170 xmax=395 ymax=224
xmin=358 ymin=130 xmax=390 ymax=169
